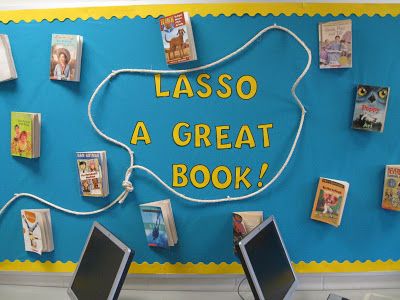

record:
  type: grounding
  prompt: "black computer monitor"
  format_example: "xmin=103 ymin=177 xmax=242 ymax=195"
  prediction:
xmin=67 ymin=222 xmax=134 ymax=300
xmin=235 ymin=216 xmax=297 ymax=300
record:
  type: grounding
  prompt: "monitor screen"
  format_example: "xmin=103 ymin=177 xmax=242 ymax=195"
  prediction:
xmin=243 ymin=218 xmax=295 ymax=300
xmin=70 ymin=226 xmax=126 ymax=299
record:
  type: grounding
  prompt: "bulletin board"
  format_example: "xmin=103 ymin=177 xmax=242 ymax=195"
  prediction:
xmin=1 ymin=3 xmax=400 ymax=274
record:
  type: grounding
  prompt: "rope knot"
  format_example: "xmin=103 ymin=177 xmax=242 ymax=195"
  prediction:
xmin=122 ymin=180 xmax=134 ymax=193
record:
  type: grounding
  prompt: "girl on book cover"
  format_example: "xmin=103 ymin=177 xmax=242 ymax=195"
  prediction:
xmin=53 ymin=48 xmax=71 ymax=80
xmin=11 ymin=130 xmax=32 ymax=157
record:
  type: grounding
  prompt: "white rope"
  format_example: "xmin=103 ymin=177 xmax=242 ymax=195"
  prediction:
xmin=0 ymin=24 xmax=311 ymax=216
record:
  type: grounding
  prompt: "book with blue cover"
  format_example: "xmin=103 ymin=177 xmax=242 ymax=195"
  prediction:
xmin=140 ymin=199 xmax=178 ymax=248
xmin=76 ymin=151 xmax=109 ymax=197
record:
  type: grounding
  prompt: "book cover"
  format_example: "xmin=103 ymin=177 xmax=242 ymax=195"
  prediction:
xmin=382 ymin=165 xmax=400 ymax=211
xmin=76 ymin=152 xmax=106 ymax=197
xmin=311 ymin=178 xmax=348 ymax=227
xmin=319 ymin=19 xmax=352 ymax=69
xmin=233 ymin=213 xmax=248 ymax=253
xmin=50 ymin=34 xmax=82 ymax=82
xmin=233 ymin=212 xmax=263 ymax=254
xmin=11 ymin=112 xmax=34 ymax=158
xmin=352 ymin=85 xmax=390 ymax=132
xmin=140 ymin=206 xmax=168 ymax=248
xmin=160 ymin=12 xmax=197 ymax=65
xmin=21 ymin=210 xmax=44 ymax=255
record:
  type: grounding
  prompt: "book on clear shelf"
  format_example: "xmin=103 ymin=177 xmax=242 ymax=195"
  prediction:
xmin=139 ymin=199 xmax=178 ymax=248
xmin=311 ymin=177 xmax=349 ymax=227
xmin=352 ymin=85 xmax=390 ymax=133
xmin=11 ymin=112 xmax=41 ymax=159
xmin=50 ymin=34 xmax=83 ymax=82
xmin=319 ymin=19 xmax=352 ymax=69
xmin=21 ymin=209 xmax=54 ymax=255
xmin=0 ymin=34 xmax=17 ymax=82
xmin=382 ymin=165 xmax=400 ymax=211
xmin=76 ymin=151 xmax=109 ymax=197
xmin=233 ymin=211 xmax=263 ymax=253
xmin=160 ymin=12 xmax=197 ymax=65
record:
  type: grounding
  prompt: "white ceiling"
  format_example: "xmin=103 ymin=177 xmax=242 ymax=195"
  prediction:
xmin=0 ymin=0 xmax=400 ymax=11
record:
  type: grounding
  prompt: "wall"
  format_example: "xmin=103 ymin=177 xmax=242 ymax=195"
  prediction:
xmin=0 ymin=3 xmax=400 ymax=274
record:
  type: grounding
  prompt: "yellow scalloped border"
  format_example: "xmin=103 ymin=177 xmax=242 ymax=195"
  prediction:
xmin=1 ymin=3 xmax=400 ymax=23
xmin=1 ymin=260 xmax=400 ymax=274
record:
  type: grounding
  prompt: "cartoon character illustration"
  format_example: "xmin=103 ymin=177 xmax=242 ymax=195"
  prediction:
xmin=78 ymin=161 xmax=87 ymax=174
xmin=82 ymin=180 xmax=90 ymax=193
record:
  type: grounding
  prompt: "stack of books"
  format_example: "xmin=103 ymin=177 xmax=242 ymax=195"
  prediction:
xmin=50 ymin=34 xmax=83 ymax=82
xmin=11 ymin=112 xmax=41 ymax=159
xmin=21 ymin=209 xmax=54 ymax=255
xmin=0 ymin=34 xmax=17 ymax=82
xmin=76 ymin=151 xmax=109 ymax=197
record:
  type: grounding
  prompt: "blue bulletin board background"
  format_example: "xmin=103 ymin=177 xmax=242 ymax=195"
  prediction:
xmin=1 ymin=5 xmax=400 ymax=273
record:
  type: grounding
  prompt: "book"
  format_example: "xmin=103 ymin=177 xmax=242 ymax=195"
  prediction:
xmin=76 ymin=151 xmax=109 ymax=197
xmin=352 ymin=85 xmax=390 ymax=133
xmin=11 ymin=112 xmax=41 ymax=159
xmin=140 ymin=199 xmax=178 ymax=248
xmin=233 ymin=211 xmax=263 ymax=253
xmin=21 ymin=209 xmax=54 ymax=255
xmin=160 ymin=12 xmax=197 ymax=65
xmin=319 ymin=19 xmax=352 ymax=69
xmin=382 ymin=165 xmax=400 ymax=211
xmin=311 ymin=177 xmax=350 ymax=227
xmin=0 ymin=34 xmax=17 ymax=82
xmin=50 ymin=34 xmax=83 ymax=82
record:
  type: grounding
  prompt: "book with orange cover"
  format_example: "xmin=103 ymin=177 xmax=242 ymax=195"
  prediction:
xmin=311 ymin=177 xmax=349 ymax=227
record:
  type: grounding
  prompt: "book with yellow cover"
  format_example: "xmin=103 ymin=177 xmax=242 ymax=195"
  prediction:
xmin=311 ymin=177 xmax=349 ymax=227
xmin=382 ymin=165 xmax=400 ymax=211
xmin=11 ymin=112 xmax=41 ymax=159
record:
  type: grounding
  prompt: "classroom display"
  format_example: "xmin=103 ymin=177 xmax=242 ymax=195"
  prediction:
xmin=0 ymin=5 xmax=400 ymax=274
xmin=311 ymin=178 xmax=349 ymax=227
xmin=10 ymin=112 xmax=41 ymax=159
xmin=50 ymin=34 xmax=83 ymax=82
xmin=76 ymin=151 xmax=109 ymax=197
xmin=352 ymin=85 xmax=390 ymax=133
xmin=21 ymin=209 xmax=54 ymax=255
xmin=0 ymin=34 xmax=17 ymax=82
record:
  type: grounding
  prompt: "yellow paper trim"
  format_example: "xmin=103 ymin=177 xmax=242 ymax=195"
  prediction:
xmin=1 ymin=260 xmax=400 ymax=274
xmin=0 ymin=3 xmax=400 ymax=23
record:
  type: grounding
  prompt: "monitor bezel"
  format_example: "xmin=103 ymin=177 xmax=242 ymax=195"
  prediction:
xmin=237 ymin=215 xmax=298 ymax=300
xmin=67 ymin=221 xmax=132 ymax=300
